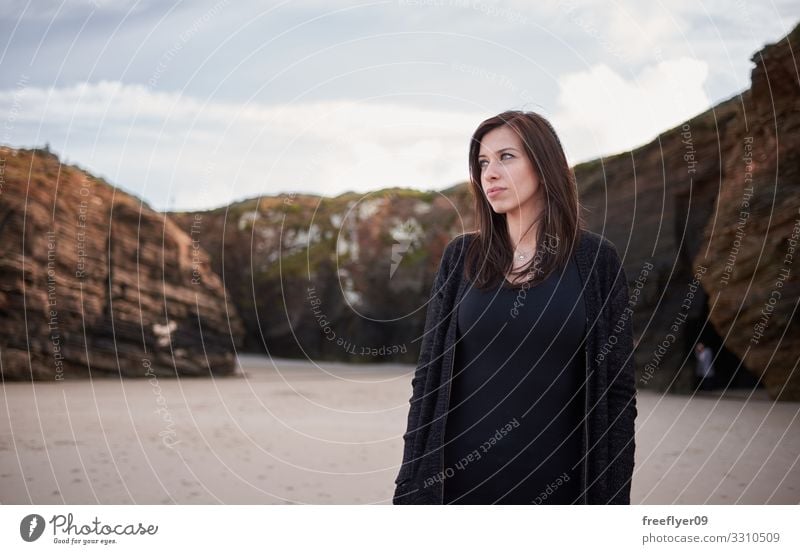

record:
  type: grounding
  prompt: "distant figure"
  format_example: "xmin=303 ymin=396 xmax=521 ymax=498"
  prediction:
xmin=694 ymin=342 xmax=715 ymax=391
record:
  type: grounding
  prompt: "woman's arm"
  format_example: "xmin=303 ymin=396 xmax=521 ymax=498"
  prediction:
xmin=393 ymin=246 xmax=450 ymax=497
xmin=604 ymin=248 xmax=638 ymax=504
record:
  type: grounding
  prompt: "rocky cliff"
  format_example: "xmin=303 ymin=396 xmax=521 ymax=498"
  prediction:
xmin=574 ymin=24 xmax=800 ymax=400
xmin=0 ymin=147 xmax=244 ymax=380
xmin=169 ymin=185 xmax=473 ymax=364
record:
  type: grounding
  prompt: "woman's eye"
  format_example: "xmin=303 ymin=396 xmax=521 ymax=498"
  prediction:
xmin=478 ymin=153 xmax=513 ymax=168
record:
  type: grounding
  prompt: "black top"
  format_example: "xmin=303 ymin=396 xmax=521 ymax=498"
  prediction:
xmin=442 ymin=254 xmax=587 ymax=504
xmin=394 ymin=230 xmax=638 ymax=505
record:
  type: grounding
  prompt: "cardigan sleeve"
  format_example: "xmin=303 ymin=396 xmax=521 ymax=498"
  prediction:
xmin=393 ymin=246 xmax=450 ymax=494
xmin=604 ymin=247 xmax=638 ymax=504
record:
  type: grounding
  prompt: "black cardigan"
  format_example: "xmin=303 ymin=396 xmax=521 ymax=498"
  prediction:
xmin=393 ymin=228 xmax=638 ymax=504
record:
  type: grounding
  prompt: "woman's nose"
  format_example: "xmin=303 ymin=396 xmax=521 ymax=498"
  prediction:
xmin=483 ymin=160 xmax=500 ymax=180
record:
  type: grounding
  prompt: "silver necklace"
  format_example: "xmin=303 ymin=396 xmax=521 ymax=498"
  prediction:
xmin=514 ymin=247 xmax=535 ymax=261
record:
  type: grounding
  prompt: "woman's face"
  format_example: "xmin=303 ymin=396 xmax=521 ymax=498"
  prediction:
xmin=477 ymin=125 xmax=541 ymax=215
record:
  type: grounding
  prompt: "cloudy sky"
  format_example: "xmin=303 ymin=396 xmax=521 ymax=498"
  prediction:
xmin=0 ymin=0 xmax=797 ymax=211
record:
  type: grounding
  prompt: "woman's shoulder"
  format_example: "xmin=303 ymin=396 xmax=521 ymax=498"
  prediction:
xmin=577 ymin=227 xmax=618 ymax=254
xmin=441 ymin=232 xmax=478 ymax=262
xmin=576 ymin=227 xmax=624 ymax=267
xmin=432 ymin=232 xmax=478 ymax=284
xmin=575 ymin=228 xmax=632 ymax=306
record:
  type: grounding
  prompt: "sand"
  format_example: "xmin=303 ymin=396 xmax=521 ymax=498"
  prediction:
xmin=1 ymin=354 xmax=798 ymax=504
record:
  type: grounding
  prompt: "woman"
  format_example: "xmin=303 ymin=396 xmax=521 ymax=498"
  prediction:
xmin=393 ymin=110 xmax=637 ymax=505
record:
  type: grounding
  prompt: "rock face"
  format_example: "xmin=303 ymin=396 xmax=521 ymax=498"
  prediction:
xmin=169 ymin=186 xmax=471 ymax=364
xmin=573 ymin=24 xmax=800 ymax=400
xmin=0 ymin=147 xmax=244 ymax=380
xmin=698 ymin=25 xmax=800 ymax=401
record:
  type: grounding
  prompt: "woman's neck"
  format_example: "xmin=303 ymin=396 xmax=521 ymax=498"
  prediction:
xmin=505 ymin=201 xmax=542 ymax=253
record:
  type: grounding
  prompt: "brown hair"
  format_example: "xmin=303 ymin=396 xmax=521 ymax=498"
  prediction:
xmin=464 ymin=110 xmax=585 ymax=289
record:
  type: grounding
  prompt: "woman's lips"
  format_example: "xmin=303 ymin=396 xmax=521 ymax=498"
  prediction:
xmin=487 ymin=187 xmax=506 ymax=198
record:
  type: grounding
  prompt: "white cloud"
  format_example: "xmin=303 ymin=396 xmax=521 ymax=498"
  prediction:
xmin=0 ymin=80 xmax=480 ymax=210
xmin=553 ymin=57 xmax=710 ymax=163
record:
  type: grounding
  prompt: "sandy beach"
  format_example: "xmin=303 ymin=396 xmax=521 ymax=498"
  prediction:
xmin=1 ymin=355 xmax=798 ymax=504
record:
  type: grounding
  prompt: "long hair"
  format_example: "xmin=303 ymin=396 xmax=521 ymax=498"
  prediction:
xmin=464 ymin=110 xmax=585 ymax=289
